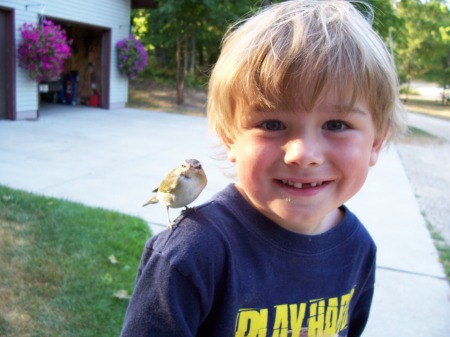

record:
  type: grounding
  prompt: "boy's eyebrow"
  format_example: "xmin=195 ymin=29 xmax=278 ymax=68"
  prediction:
xmin=332 ymin=105 xmax=370 ymax=116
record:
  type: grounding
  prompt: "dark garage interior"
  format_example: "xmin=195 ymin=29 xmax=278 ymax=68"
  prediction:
xmin=39 ymin=19 xmax=107 ymax=109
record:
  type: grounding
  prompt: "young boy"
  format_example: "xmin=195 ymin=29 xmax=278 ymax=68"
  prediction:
xmin=120 ymin=1 xmax=405 ymax=336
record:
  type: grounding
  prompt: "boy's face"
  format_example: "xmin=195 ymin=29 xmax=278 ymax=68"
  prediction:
xmin=225 ymin=92 xmax=385 ymax=235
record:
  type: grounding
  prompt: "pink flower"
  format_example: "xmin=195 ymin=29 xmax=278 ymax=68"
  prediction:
xmin=17 ymin=19 xmax=72 ymax=82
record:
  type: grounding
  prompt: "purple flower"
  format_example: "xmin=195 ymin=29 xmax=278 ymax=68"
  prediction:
xmin=116 ymin=35 xmax=148 ymax=78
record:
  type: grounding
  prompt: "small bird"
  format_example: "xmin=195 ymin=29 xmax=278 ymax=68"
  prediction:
xmin=143 ymin=159 xmax=207 ymax=228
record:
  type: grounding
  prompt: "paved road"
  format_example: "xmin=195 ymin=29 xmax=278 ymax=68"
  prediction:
xmin=399 ymin=111 xmax=450 ymax=244
xmin=407 ymin=112 xmax=450 ymax=141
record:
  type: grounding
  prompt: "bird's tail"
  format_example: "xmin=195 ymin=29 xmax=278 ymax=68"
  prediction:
xmin=142 ymin=195 xmax=159 ymax=207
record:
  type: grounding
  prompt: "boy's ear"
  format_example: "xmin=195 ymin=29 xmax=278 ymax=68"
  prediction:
xmin=226 ymin=144 xmax=236 ymax=163
xmin=224 ymin=138 xmax=237 ymax=163
xmin=369 ymin=131 xmax=387 ymax=167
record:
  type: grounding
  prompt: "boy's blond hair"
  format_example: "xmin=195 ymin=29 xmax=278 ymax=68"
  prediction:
xmin=208 ymin=0 xmax=405 ymax=145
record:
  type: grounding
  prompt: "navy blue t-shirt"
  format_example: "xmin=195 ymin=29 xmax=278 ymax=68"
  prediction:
xmin=120 ymin=184 xmax=376 ymax=337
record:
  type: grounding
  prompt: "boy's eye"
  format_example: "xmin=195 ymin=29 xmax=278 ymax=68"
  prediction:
xmin=258 ymin=120 xmax=286 ymax=131
xmin=323 ymin=120 xmax=349 ymax=132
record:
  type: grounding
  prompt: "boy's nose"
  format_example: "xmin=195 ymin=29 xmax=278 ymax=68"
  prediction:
xmin=284 ymin=137 xmax=324 ymax=167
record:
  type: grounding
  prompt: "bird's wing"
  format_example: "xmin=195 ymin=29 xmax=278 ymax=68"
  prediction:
xmin=142 ymin=195 xmax=159 ymax=206
xmin=158 ymin=168 xmax=183 ymax=193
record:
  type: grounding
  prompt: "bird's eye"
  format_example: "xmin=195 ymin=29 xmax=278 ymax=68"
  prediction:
xmin=181 ymin=164 xmax=186 ymax=168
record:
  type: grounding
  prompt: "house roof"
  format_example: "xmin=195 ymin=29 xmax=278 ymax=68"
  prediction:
xmin=131 ymin=0 xmax=158 ymax=9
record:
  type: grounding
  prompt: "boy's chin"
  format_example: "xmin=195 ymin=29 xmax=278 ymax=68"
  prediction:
xmin=265 ymin=203 xmax=344 ymax=235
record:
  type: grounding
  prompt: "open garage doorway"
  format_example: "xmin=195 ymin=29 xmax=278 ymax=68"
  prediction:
xmin=39 ymin=18 xmax=111 ymax=110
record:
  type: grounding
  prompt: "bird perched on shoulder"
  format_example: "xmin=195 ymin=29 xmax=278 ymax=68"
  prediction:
xmin=143 ymin=158 xmax=207 ymax=228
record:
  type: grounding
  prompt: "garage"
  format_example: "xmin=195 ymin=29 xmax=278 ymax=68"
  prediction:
xmin=39 ymin=18 xmax=111 ymax=109
xmin=0 ymin=10 xmax=6 ymax=119
xmin=0 ymin=7 xmax=15 ymax=120
xmin=3 ymin=0 xmax=149 ymax=120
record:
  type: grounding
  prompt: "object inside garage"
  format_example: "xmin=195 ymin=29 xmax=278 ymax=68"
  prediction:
xmin=39 ymin=19 xmax=106 ymax=108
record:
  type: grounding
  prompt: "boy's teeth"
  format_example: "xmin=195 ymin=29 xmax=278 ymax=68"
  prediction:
xmin=281 ymin=180 xmax=323 ymax=189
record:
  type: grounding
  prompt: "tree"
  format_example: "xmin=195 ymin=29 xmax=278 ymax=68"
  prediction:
xmin=132 ymin=0 xmax=259 ymax=104
xmin=132 ymin=0 xmax=410 ymax=105
xmin=354 ymin=0 xmax=402 ymax=40
xmin=395 ymin=0 xmax=450 ymax=95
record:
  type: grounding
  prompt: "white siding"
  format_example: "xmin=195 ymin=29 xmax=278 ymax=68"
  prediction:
xmin=0 ymin=0 xmax=131 ymax=119
xmin=0 ymin=0 xmax=41 ymax=116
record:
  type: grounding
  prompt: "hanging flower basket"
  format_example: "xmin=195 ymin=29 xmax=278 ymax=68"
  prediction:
xmin=17 ymin=19 xmax=72 ymax=82
xmin=116 ymin=36 xmax=148 ymax=78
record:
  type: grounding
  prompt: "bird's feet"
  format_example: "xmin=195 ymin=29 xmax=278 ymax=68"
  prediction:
xmin=180 ymin=206 xmax=196 ymax=215
xmin=168 ymin=222 xmax=176 ymax=230
xmin=168 ymin=207 xmax=197 ymax=230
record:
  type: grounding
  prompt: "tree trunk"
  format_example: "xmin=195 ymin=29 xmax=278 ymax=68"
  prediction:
xmin=183 ymin=33 xmax=189 ymax=86
xmin=154 ymin=46 xmax=167 ymax=68
xmin=176 ymin=29 xmax=184 ymax=105
xmin=198 ymin=42 xmax=204 ymax=67
xmin=190 ymin=34 xmax=196 ymax=75
xmin=405 ymin=79 xmax=411 ymax=104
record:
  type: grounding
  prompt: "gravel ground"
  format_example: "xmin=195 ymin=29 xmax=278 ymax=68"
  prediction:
xmin=396 ymin=130 xmax=450 ymax=245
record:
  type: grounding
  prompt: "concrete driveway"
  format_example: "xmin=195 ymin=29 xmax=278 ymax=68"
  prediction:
xmin=0 ymin=103 xmax=449 ymax=336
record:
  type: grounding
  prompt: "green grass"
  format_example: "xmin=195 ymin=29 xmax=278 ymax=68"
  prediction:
xmin=401 ymin=96 xmax=450 ymax=121
xmin=437 ymin=243 xmax=450 ymax=282
xmin=399 ymin=86 xmax=420 ymax=96
xmin=425 ymin=215 xmax=450 ymax=282
xmin=396 ymin=126 xmax=445 ymax=146
xmin=0 ymin=185 xmax=151 ymax=337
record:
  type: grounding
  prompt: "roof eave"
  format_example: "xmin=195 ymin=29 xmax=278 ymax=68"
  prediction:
xmin=131 ymin=0 xmax=157 ymax=9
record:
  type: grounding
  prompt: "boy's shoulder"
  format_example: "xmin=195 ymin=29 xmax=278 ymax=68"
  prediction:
xmin=142 ymin=185 xmax=246 ymax=281
xmin=148 ymin=185 xmax=239 ymax=244
xmin=146 ymin=184 xmax=376 ymax=266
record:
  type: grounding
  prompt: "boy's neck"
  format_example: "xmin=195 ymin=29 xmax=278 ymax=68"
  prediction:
xmin=303 ymin=207 xmax=344 ymax=235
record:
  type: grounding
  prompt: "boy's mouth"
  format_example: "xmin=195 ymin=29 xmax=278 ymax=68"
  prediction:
xmin=280 ymin=179 xmax=325 ymax=189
